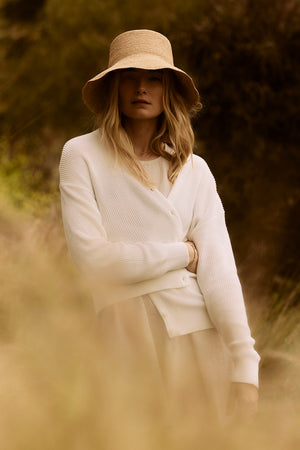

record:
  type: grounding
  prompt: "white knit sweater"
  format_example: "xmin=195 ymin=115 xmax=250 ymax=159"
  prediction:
xmin=59 ymin=130 xmax=260 ymax=387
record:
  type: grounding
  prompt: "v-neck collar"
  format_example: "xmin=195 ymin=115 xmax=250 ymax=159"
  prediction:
xmin=165 ymin=156 xmax=191 ymax=201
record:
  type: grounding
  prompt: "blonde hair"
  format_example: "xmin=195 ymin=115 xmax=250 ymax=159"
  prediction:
xmin=97 ymin=70 xmax=201 ymax=187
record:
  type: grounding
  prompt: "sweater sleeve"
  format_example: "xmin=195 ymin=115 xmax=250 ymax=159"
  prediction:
xmin=189 ymin=161 xmax=260 ymax=387
xmin=59 ymin=142 xmax=189 ymax=284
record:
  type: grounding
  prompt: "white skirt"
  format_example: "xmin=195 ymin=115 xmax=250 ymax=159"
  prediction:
xmin=96 ymin=295 xmax=231 ymax=423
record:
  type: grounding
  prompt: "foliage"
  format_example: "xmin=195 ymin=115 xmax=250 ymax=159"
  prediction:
xmin=0 ymin=3 xmax=299 ymax=443
xmin=0 ymin=0 xmax=299 ymax=302
xmin=166 ymin=0 xmax=300 ymax=289
xmin=0 ymin=195 xmax=299 ymax=449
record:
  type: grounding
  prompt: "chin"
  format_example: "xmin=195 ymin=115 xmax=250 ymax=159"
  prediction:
xmin=125 ymin=112 xmax=160 ymax=121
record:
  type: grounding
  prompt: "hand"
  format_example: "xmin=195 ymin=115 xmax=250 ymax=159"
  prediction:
xmin=227 ymin=382 xmax=258 ymax=425
xmin=185 ymin=241 xmax=198 ymax=273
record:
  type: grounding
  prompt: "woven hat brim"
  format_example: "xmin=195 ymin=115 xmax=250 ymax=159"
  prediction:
xmin=82 ymin=54 xmax=199 ymax=114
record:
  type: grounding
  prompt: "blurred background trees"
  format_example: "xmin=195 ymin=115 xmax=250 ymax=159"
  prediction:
xmin=1 ymin=0 xmax=299 ymax=304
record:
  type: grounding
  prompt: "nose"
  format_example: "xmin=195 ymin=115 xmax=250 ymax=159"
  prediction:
xmin=136 ymin=76 xmax=147 ymax=94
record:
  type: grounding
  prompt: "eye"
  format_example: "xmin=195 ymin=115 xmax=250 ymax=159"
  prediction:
xmin=120 ymin=73 xmax=135 ymax=81
xmin=149 ymin=74 xmax=162 ymax=82
xmin=120 ymin=70 xmax=138 ymax=81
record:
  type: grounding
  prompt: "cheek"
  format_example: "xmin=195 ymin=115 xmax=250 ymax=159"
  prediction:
xmin=119 ymin=80 xmax=133 ymax=101
xmin=118 ymin=87 xmax=130 ymax=114
xmin=118 ymin=85 xmax=127 ymax=104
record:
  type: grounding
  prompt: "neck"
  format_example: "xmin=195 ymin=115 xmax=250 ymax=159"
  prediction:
xmin=122 ymin=118 xmax=159 ymax=160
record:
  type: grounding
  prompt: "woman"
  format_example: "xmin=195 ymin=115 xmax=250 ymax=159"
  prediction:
xmin=59 ymin=29 xmax=259 ymax=424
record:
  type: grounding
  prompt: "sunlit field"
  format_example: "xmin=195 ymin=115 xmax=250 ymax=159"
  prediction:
xmin=1 ymin=0 xmax=299 ymax=447
xmin=0 ymin=190 xmax=299 ymax=450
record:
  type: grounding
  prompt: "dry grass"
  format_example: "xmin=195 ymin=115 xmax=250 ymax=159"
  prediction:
xmin=0 ymin=192 xmax=299 ymax=450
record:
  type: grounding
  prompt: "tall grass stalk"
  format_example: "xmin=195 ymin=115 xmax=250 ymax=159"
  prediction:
xmin=0 ymin=192 xmax=299 ymax=449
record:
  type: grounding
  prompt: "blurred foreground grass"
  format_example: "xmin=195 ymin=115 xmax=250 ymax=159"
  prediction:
xmin=0 ymin=184 xmax=299 ymax=450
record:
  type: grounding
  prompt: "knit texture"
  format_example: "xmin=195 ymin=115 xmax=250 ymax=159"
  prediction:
xmin=140 ymin=157 xmax=172 ymax=197
xmin=59 ymin=130 xmax=260 ymax=387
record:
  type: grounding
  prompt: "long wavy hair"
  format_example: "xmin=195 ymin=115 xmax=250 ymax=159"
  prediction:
xmin=97 ymin=70 xmax=201 ymax=187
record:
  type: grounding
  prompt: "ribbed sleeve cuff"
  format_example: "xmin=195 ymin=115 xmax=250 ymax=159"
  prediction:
xmin=167 ymin=242 xmax=190 ymax=270
xmin=231 ymin=354 xmax=260 ymax=388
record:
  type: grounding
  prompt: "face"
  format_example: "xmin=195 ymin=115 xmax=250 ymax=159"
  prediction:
xmin=118 ymin=69 xmax=164 ymax=122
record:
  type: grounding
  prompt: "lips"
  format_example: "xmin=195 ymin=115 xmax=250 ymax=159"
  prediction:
xmin=132 ymin=99 xmax=150 ymax=104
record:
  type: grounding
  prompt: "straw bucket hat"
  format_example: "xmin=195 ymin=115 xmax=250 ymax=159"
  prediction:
xmin=82 ymin=29 xmax=199 ymax=114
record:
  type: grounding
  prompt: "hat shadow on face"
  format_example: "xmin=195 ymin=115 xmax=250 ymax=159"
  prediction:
xmin=82 ymin=29 xmax=200 ymax=114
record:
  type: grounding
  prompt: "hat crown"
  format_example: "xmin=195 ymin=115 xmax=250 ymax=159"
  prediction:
xmin=108 ymin=29 xmax=174 ymax=67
